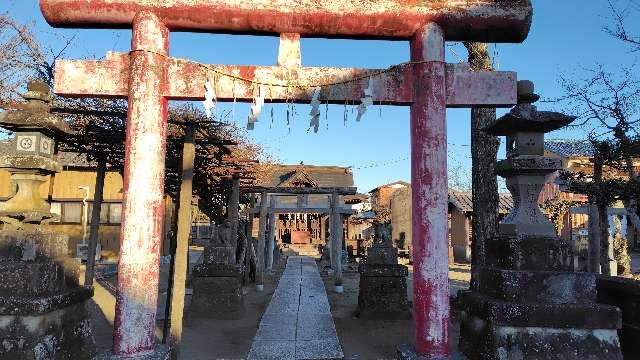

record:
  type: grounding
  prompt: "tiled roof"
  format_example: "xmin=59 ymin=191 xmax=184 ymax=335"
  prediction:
xmin=369 ymin=180 xmax=410 ymax=193
xmin=344 ymin=193 xmax=368 ymax=204
xmin=258 ymin=164 xmax=354 ymax=188
xmin=544 ymin=139 xmax=594 ymax=158
xmin=354 ymin=210 xmax=375 ymax=220
xmin=57 ymin=152 xmax=94 ymax=167
xmin=0 ymin=139 xmax=93 ymax=167
xmin=448 ymin=191 xmax=513 ymax=214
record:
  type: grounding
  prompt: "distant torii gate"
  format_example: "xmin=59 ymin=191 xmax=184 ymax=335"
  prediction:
xmin=39 ymin=1 xmax=532 ymax=358
xmin=244 ymin=186 xmax=358 ymax=293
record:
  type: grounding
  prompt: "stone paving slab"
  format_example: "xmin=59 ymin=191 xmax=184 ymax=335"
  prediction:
xmin=248 ymin=256 xmax=344 ymax=360
xmin=297 ymin=314 xmax=338 ymax=341
xmin=295 ymin=339 xmax=344 ymax=360
xmin=256 ymin=314 xmax=298 ymax=341
xmin=247 ymin=340 xmax=297 ymax=360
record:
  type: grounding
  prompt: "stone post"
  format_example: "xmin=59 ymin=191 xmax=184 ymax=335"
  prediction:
xmin=228 ymin=174 xmax=240 ymax=263
xmin=266 ymin=195 xmax=276 ymax=271
xmin=588 ymin=200 xmax=601 ymax=273
xmin=401 ymin=22 xmax=450 ymax=359
xmin=84 ymin=159 xmax=106 ymax=287
xmin=169 ymin=122 xmax=195 ymax=359
xmin=256 ymin=191 xmax=269 ymax=291
xmin=330 ymin=192 xmax=344 ymax=293
xmin=112 ymin=12 xmax=170 ymax=356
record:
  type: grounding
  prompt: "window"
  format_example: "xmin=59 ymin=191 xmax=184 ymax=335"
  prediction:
xmin=49 ymin=201 xmax=123 ymax=224
xmin=196 ymin=223 xmax=211 ymax=239
xmin=50 ymin=202 xmax=62 ymax=223
xmin=87 ymin=203 xmax=110 ymax=224
xmin=62 ymin=202 xmax=82 ymax=223
xmin=108 ymin=203 xmax=122 ymax=224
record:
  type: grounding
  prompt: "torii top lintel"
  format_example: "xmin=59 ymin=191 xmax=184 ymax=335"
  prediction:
xmin=40 ymin=0 xmax=532 ymax=42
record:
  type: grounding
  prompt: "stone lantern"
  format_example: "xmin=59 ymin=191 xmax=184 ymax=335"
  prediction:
xmin=0 ymin=80 xmax=94 ymax=359
xmin=0 ymin=79 xmax=71 ymax=223
xmin=459 ymin=81 xmax=623 ymax=360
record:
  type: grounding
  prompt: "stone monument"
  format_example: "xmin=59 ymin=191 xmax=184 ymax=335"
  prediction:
xmin=459 ymin=81 xmax=623 ymax=359
xmin=0 ymin=80 xmax=95 ymax=359
xmin=190 ymin=220 xmax=244 ymax=319
xmin=357 ymin=222 xmax=410 ymax=319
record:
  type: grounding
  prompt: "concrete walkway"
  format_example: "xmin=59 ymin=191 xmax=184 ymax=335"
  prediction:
xmin=248 ymin=256 xmax=344 ymax=360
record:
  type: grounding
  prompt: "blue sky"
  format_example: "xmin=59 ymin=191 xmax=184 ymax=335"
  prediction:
xmin=4 ymin=0 xmax=638 ymax=193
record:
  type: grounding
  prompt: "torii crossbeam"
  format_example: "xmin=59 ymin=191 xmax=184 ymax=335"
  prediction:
xmin=40 ymin=0 xmax=532 ymax=358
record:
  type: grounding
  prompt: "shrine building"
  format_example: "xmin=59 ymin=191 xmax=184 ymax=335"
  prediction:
xmin=251 ymin=163 xmax=365 ymax=255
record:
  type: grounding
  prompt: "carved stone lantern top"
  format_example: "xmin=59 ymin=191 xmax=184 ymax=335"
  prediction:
xmin=484 ymin=81 xmax=577 ymax=237
xmin=0 ymin=80 xmax=72 ymax=174
xmin=484 ymin=80 xmax=576 ymax=159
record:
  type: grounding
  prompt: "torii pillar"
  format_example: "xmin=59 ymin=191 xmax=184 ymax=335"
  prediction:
xmin=39 ymin=1 xmax=532 ymax=358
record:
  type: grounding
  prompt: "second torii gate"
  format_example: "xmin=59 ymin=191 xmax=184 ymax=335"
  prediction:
xmin=39 ymin=0 xmax=532 ymax=358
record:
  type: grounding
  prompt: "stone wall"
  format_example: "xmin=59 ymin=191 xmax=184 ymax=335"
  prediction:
xmin=390 ymin=187 xmax=411 ymax=249
xmin=597 ymin=275 xmax=640 ymax=359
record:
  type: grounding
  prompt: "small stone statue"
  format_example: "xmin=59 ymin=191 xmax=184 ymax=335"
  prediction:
xmin=366 ymin=221 xmax=398 ymax=265
xmin=204 ymin=220 xmax=237 ymax=264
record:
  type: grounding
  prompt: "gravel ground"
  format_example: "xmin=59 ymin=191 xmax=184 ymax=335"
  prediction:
xmin=86 ymin=254 xmax=471 ymax=359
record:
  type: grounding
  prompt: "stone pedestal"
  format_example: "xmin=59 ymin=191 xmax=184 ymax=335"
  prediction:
xmin=190 ymin=263 xmax=244 ymax=319
xmin=0 ymin=227 xmax=94 ymax=359
xmin=459 ymin=235 xmax=622 ymax=360
xmin=357 ymin=263 xmax=410 ymax=319
xmin=96 ymin=344 xmax=170 ymax=359
xmin=357 ymin=223 xmax=410 ymax=319
xmin=191 ymin=238 xmax=244 ymax=319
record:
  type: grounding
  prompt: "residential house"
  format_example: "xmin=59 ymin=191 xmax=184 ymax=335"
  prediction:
xmin=0 ymin=141 xmax=174 ymax=258
xmin=369 ymin=180 xmax=410 ymax=217
xmin=448 ymin=191 xmax=514 ymax=263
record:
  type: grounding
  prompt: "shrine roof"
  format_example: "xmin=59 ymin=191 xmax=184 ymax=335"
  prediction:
xmin=544 ymin=139 xmax=594 ymax=158
xmin=344 ymin=193 xmax=369 ymax=204
xmin=448 ymin=191 xmax=513 ymax=215
xmin=258 ymin=163 xmax=354 ymax=189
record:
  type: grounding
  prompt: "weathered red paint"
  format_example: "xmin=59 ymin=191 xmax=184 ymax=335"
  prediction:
xmin=112 ymin=11 xmax=169 ymax=356
xmin=410 ymin=23 xmax=450 ymax=358
xmin=40 ymin=0 xmax=532 ymax=42
xmin=54 ymin=53 xmax=516 ymax=106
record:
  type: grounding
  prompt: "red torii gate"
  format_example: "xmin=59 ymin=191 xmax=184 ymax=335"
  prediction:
xmin=39 ymin=0 xmax=532 ymax=358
